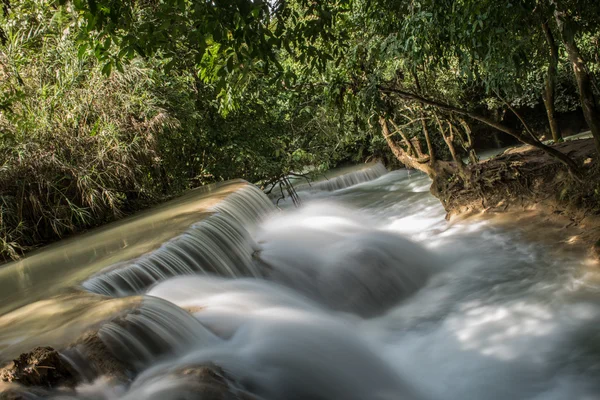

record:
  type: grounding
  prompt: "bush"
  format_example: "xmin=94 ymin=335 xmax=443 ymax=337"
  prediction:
xmin=0 ymin=9 xmax=181 ymax=260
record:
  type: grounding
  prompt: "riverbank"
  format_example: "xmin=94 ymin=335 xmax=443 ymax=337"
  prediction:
xmin=433 ymin=137 xmax=600 ymax=261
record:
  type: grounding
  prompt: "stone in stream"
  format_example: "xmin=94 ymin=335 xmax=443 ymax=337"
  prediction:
xmin=0 ymin=384 xmax=49 ymax=400
xmin=180 ymin=365 xmax=233 ymax=397
xmin=0 ymin=345 xmax=251 ymax=399
xmin=128 ymin=364 xmax=259 ymax=400
xmin=0 ymin=346 xmax=77 ymax=388
xmin=61 ymin=331 xmax=133 ymax=383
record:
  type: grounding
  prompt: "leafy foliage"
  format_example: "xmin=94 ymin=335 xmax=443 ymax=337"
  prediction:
xmin=0 ymin=0 xmax=357 ymax=260
xmin=63 ymin=0 xmax=350 ymax=104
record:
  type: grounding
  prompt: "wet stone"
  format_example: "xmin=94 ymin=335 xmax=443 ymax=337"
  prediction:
xmin=0 ymin=347 xmax=77 ymax=388
xmin=63 ymin=331 xmax=132 ymax=383
xmin=131 ymin=364 xmax=260 ymax=400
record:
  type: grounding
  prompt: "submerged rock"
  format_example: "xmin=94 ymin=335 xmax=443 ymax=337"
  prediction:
xmin=0 ymin=349 xmax=251 ymax=399
xmin=181 ymin=365 xmax=231 ymax=393
xmin=0 ymin=347 xmax=76 ymax=388
xmin=593 ymin=239 xmax=600 ymax=259
xmin=125 ymin=364 xmax=259 ymax=400
xmin=62 ymin=331 xmax=133 ymax=383
xmin=173 ymin=365 xmax=245 ymax=399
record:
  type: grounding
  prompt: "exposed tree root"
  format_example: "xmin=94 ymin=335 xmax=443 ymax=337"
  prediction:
xmin=431 ymin=138 xmax=600 ymax=259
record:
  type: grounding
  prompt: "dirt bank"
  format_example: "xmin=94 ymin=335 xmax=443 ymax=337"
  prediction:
xmin=432 ymin=138 xmax=600 ymax=261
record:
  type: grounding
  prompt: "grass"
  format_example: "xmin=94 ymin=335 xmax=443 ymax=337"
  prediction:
xmin=0 ymin=10 xmax=180 ymax=261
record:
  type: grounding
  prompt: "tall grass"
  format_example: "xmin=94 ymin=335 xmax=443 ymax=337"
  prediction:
xmin=0 ymin=5 xmax=180 ymax=261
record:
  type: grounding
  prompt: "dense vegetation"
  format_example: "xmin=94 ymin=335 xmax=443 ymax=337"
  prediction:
xmin=0 ymin=0 xmax=374 ymax=260
xmin=1 ymin=0 xmax=600 ymax=260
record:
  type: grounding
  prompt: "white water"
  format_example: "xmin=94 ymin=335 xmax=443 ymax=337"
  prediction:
xmin=4 ymin=164 xmax=600 ymax=399
xmin=82 ymin=185 xmax=272 ymax=296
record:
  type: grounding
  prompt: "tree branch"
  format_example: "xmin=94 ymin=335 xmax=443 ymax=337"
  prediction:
xmin=378 ymin=86 xmax=581 ymax=178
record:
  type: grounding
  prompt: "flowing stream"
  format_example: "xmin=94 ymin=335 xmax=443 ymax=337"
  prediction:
xmin=1 ymin=164 xmax=600 ymax=399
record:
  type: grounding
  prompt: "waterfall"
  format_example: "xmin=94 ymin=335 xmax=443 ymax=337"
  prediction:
xmin=297 ymin=162 xmax=388 ymax=192
xmin=82 ymin=185 xmax=274 ymax=296
xmin=97 ymin=297 xmax=221 ymax=369
xmin=0 ymin=180 xmax=267 ymax=315
xmin=87 ymin=276 xmax=426 ymax=400
xmin=254 ymin=203 xmax=436 ymax=317
xmin=210 ymin=184 xmax=276 ymax=227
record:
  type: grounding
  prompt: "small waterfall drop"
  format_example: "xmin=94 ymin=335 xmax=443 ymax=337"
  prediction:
xmin=90 ymin=276 xmax=427 ymax=400
xmin=97 ymin=297 xmax=221 ymax=369
xmin=210 ymin=184 xmax=276 ymax=227
xmin=82 ymin=185 xmax=274 ymax=296
xmin=297 ymin=162 xmax=388 ymax=192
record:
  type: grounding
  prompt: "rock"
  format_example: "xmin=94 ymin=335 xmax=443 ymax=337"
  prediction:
xmin=62 ymin=331 xmax=132 ymax=383
xmin=593 ymin=239 xmax=600 ymax=259
xmin=126 ymin=364 xmax=260 ymax=400
xmin=174 ymin=365 xmax=263 ymax=400
xmin=179 ymin=365 xmax=234 ymax=399
xmin=184 ymin=305 xmax=205 ymax=314
xmin=0 ymin=347 xmax=77 ymax=388
xmin=0 ymin=346 xmax=259 ymax=400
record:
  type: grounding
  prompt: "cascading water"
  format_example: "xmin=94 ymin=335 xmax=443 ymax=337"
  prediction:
xmin=1 ymin=162 xmax=600 ymax=400
xmin=81 ymin=213 xmax=260 ymax=296
xmin=293 ymin=162 xmax=389 ymax=192
xmin=254 ymin=202 xmax=436 ymax=317
xmin=82 ymin=185 xmax=273 ymax=296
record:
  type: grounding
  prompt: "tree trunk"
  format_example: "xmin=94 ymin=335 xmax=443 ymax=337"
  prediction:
xmin=434 ymin=114 xmax=467 ymax=180
xmin=541 ymin=22 xmax=562 ymax=143
xmin=421 ymin=117 xmax=436 ymax=164
xmin=553 ymin=5 xmax=600 ymax=156
xmin=379 ymin=86 xmax=581 ymax=178
xmin=410 ymin=137 xmax=427 ymax=158
xmin=412 ymin=71 xmax=436 ymax=164
xmin=388 ymin=119 xmax=420 ymax=158
xmin=456 ymin=117 xmax=479 ymax=164
xmin=380 ymin=117 xmax=433 ymax=176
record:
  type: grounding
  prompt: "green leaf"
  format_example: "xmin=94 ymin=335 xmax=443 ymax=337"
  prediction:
xmin=77 ymin=44 xmax=88 ymax=59
xmin=164 ymin=59 xmax=176 ymax=73
xmin=101 ymin=61 xmax=112 ymax=76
